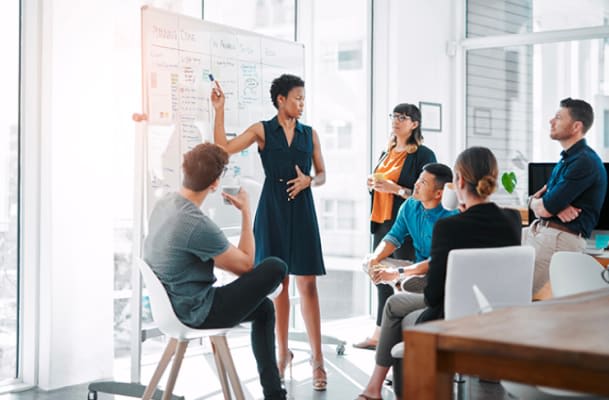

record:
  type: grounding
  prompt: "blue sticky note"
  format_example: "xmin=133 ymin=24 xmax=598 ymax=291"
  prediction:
xmin=596 ymin=234 xmax=609 ymax=249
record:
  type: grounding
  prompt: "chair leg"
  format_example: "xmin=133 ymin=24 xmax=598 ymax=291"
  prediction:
xmin=161 ymin=340 xmax=188 ymax=400
xmin=212 ymin=336 xmax=245 ymax=400
xmin=210 ymin=336 xmax=232 ymax=400
xmin=453 ymin=373 xmax=469 ymax=400
xmin=142 ymin=338 xmax=178 ymax=400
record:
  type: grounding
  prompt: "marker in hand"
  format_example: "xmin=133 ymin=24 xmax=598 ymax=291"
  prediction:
xmin=209 ymin=74 xmax=221 ymax=96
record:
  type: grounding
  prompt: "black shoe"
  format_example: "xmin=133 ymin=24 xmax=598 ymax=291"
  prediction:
xmin=400 ymin=275 xmax=427 ymax=293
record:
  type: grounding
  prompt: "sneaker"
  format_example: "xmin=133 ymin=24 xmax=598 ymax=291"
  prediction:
xmin=400 ymin=274 xmax=427 ymax=293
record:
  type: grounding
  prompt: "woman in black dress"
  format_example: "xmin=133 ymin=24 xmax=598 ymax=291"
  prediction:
xmin=211 ymin=74 xmax=328 ymax=391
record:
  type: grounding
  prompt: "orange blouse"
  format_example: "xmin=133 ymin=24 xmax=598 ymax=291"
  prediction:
xmin=371 ymin=149 xmax=408 ymax=223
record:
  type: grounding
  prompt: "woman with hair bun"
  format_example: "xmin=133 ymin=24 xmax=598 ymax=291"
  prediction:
xmin=356 ymin=146 xmax=521 ymax=400
xmin=418 ymin=146 xmax=522 ymax=322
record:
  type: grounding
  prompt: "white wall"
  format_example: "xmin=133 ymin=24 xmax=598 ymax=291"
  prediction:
xmin=373 ymin=0 xmax=457 ymax=167
xmin=34 ymin=0 xmax=115 ymax=389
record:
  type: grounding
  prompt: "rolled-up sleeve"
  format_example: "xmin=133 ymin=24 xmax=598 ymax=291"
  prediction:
xmin=383 ymin=200 xmax=412 ymax=247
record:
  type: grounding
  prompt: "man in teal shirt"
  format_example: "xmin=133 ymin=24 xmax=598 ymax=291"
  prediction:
xmin=368 ymin=163 xmax=457 ymax=289
xmin=355 ymin=163 xmax=456 ymax=351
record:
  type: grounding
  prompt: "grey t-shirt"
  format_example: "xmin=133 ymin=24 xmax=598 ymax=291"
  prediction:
xmin=143 ymin=192 xmax=229 ymax=327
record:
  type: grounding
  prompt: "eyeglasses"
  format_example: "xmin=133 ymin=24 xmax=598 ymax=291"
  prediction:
xmin=389 ymin=113 xmax=412 ymax=122
xmin=221 ymin=166 xmax=228 ymax=177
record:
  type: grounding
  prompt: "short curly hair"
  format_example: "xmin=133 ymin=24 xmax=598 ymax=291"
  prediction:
xmin=182 ymin=142 xmax=229 ymax=191
xmin=270 ymin=74 xmax=305 ymax=109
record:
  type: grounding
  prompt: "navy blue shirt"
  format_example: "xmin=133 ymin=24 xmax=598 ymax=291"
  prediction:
xmin=542 ymin=139 xmax=607 ymax=238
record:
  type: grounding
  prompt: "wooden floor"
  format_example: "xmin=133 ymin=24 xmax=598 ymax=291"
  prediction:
xmin=0 ymin=317 xmax=514 ymax=400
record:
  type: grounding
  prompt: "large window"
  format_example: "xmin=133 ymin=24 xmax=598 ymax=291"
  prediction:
xmin=467 ymin=0 xmax=609 ymax=37
xmin=465 ymin=1 xmax=609 ymax=206
xmin=203 ymin=0 xmax=295 ymax=41
xmin=301 ymin=0 xmax=371 ymax=321
xmin=0 ymin=0 xmax=20 ymax=384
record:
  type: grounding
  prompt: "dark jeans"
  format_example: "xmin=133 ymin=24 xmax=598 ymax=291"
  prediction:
xmin=199 ymin=257 xmax=287 ymax=400
xmin=373 ymin=220 xmax=415 ymax=327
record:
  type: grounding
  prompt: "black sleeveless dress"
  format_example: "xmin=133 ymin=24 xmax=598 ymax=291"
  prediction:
xmin=253 ymin=116 xmax=326 ymax=275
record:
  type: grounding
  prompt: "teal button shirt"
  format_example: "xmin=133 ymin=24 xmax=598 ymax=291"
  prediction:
xmin=383 ymin=198 xmax=458 ymax=262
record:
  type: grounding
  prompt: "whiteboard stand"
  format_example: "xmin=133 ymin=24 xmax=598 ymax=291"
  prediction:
xmin=87 ymin=116 xmax=183 ymax=400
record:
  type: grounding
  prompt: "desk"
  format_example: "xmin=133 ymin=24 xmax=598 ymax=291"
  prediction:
xmin=593 ymin=253 xmax=609 ymax=268
xmin=404 ymin=288 xmax=609 ymax=399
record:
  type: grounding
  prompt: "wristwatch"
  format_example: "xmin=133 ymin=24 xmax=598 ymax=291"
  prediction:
xmin=397 ymin=267 xmax=405 ymax=281
xmin=397 ymin=188 xmax=407 ymax=197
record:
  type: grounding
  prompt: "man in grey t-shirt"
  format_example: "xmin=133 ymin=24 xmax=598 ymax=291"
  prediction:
xmin=144 ymin=143 xmax=287 ymax=400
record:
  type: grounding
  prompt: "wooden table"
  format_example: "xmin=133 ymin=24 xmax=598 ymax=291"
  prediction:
xmin=593 ymin=254 xmax=609 ymax=268
xmin=404 ymin=288 xmax=609 ymax=399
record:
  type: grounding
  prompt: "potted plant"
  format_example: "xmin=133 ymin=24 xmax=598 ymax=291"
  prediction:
xmin=501 ymin=171 xmax=517 ymax=194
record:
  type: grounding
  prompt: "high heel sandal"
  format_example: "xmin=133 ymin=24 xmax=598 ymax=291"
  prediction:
xmin=310 ymin=358 xmax=327 ymax=391
xmin=278 ymin=349 xmax=294 ymax=383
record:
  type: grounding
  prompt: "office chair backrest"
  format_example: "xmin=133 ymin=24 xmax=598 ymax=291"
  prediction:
xmin=137 ymin=258 xmax=194 ymax=339
xmin=550 ymin=251 xmax=607 ymax=297
xmin=445 ymin=246 xmax=535 ymax=320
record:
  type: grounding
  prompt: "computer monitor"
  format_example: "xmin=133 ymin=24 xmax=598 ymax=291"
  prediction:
xmin=528 ymin=162 xmax=609 ymax=230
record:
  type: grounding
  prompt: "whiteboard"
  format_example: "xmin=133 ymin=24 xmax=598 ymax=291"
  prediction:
xmin=140 ymin=6 xmax=305 ymax=232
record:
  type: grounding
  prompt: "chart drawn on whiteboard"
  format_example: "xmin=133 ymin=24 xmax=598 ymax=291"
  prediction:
xmin=141 ymin=6 xmax=304 ymax=231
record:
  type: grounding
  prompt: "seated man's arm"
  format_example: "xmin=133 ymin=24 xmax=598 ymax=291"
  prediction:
xmin=368 ymin=241 xmax=399 ymax=283
xmin=213 ymin=189 xmax=255 ymax=276
xmin=404 ymin=259 xmax=429 ymax=276
xmin=369 ymin=201 xmax=412 ymax=283
xmin=377 ymin=199 xmax=411 ymax=263
xmin=369 ymin=240 xmax=398 ymax=267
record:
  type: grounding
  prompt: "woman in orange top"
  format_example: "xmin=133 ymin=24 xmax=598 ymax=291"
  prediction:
xmin=353 ymin=103 xmax=436 ymax=350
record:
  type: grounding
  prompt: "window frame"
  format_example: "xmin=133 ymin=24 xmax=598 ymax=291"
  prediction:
xmin=455 ymin=0 xmax=609 ymax=160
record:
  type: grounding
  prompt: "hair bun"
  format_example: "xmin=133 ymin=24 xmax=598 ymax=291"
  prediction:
xmin=476 ymin=175 xmax=497 ymax=197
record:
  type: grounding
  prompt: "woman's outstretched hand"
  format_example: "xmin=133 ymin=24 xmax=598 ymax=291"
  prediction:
xmin=287 ymin=165 xmax=313 ymax=200
xmin=210 ymin=81 xmax=225 ymax=110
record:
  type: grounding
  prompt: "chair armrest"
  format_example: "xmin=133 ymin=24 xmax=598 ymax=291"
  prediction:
xmin=391 ymin=341 xmax=404 ymax=359
xmin=267 ymin=283 xmax=283 ymax=300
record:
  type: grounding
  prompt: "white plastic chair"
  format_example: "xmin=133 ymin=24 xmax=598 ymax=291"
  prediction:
xmin=393 ymin=246 xmax=535 ymax=397
xmin=500 ymin=251 xmax=607 ymax=400
xmin=443 ymin=245 xmax=535 ymax=320
xmin=137 ymin=258 xmax=245 ymax=400
xmin=550 ymin=251 xmax=607 ymax=297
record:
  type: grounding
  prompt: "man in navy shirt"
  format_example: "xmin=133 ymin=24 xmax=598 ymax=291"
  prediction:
xmin=525 ymin=98 xmax=607 ymax=299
